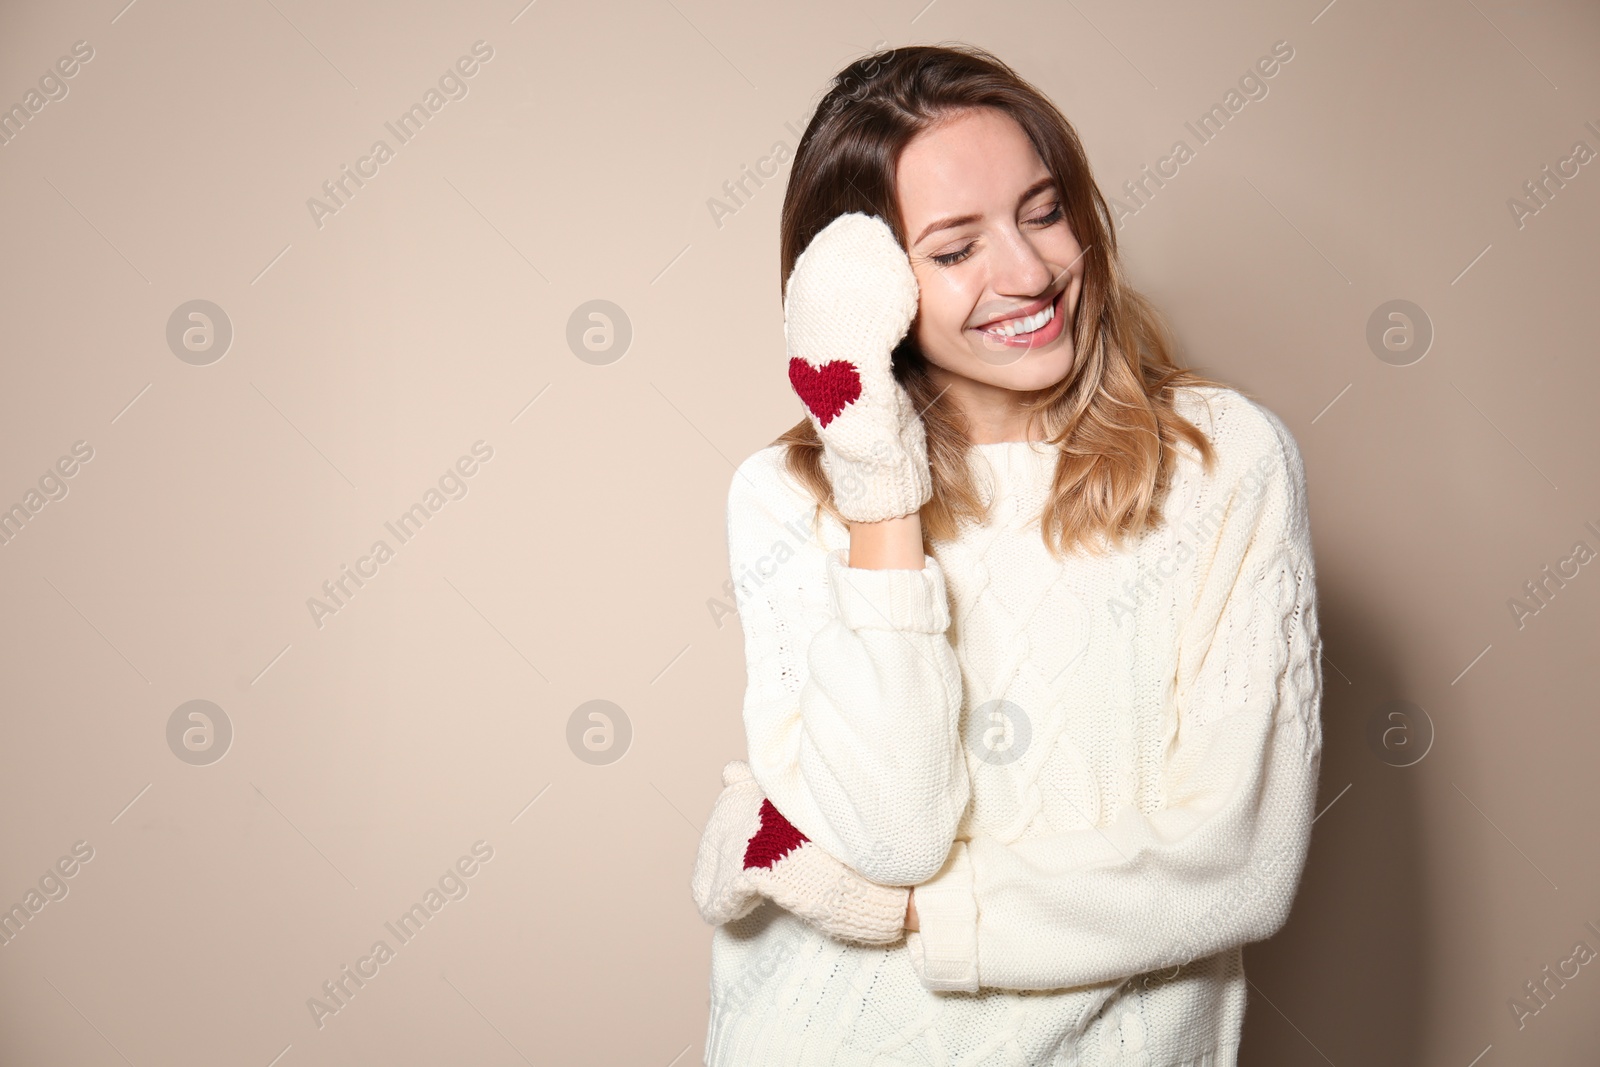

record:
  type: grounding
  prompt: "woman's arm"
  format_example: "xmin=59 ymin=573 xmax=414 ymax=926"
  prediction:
xmin=848 ymin=511 xmax=925 ymax=570
xmin=904 ymin=406 xmax=1324 ymax=992
xmin=728 ymin=449 xmax=969 ymax=887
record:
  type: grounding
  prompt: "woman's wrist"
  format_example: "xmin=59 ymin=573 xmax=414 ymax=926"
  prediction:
xmin=847 ymin=512 xmax=925 ymax=570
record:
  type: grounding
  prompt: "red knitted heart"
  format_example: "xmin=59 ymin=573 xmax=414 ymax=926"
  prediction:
xmin=788 ymin=357 xmax=861 ymax=428
xmin=743 ymin=799 xmax=809 ymax=870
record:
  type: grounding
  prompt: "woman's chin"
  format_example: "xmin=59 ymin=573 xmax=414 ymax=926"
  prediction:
xmin=925 ymin=337 xmax=1075 ymax=393
xmin=984 ymin=346 xmax=1075 ymax=393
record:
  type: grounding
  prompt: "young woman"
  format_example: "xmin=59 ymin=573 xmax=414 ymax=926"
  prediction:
xmin=691 ymin=43 xmax=1323 ymax=1066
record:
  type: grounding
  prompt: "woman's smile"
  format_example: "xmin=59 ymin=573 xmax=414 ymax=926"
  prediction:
xmin=972 ymin=286 xmax=1069 ymax=351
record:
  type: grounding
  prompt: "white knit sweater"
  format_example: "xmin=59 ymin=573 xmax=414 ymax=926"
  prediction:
xmin=703 ymin=384 xmax=1323 ymax=1067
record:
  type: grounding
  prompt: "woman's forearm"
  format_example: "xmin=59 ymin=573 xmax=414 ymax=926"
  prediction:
xmin=848 ymin=512 xmax=926 ymax=570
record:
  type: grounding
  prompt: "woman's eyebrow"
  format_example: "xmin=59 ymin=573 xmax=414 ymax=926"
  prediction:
xmin=912 ymin=176 xmax=1057 ymax=245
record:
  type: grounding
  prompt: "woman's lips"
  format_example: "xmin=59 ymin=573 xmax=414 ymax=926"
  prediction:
xmin=972 ymin=288 xmax=1067 ymax=350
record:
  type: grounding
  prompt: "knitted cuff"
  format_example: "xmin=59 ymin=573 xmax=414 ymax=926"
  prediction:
xmin=820 ymin=436 xmax=933 ymax=525
xmin=758 ymin=834 xmax=910 ymax=946
xmin=815 ymin=873 xmax=912 ymax=946
xmin=825 ymin=549 xmax=952 ymax=633
xmin=905 ymin=841 xmax=980 ymax=992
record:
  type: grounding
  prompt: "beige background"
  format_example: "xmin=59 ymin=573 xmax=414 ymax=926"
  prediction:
xmin=1 ymin=0 xmax=1597 ymax=1063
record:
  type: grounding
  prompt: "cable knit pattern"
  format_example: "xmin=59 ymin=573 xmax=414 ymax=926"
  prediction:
xmin=704 ymin=384 xmax=1324 ymax=1067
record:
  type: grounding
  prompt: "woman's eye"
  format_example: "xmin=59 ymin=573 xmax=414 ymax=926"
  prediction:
xmin=929 ymin=204 xmax=1064 ymax=268
xmin=1031 ymin=203 xmax=1064 ymax=226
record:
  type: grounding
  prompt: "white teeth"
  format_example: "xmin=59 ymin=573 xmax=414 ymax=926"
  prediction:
xmin=984 ymin=299 xmax=1054 ymax=337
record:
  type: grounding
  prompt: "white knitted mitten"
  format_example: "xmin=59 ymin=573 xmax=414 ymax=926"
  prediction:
xmin=784 ymin=212 xmax=931 ymax=524
xmin=690 ymin=760 xmax=910 ymax=945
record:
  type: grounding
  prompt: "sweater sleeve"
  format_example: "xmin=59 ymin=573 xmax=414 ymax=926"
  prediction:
xmin=726 ymin=449 xmax=970 ymax=887
xmin=906 ymin=411 xmax=1324 ymax=992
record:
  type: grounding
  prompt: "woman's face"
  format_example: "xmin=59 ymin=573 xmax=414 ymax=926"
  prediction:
xmin=895 ymin=107 xmax=1084 ymax=395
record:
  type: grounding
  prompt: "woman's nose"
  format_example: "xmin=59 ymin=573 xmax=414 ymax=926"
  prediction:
xmin=987 ymin=225 xmax=1056 ymax=296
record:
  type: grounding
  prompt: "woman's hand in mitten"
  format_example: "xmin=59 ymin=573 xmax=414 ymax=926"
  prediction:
xmin=783 ymin=212 xmax=931 ymax=524
xmin=690 ymin=760 xmax=910 ymax=945
xmin=689 ymin=760 xmax=765 ymax=926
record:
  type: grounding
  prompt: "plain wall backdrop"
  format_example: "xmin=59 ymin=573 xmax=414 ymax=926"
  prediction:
xmin=1 ymin=0 xmax=1598 ymax=1063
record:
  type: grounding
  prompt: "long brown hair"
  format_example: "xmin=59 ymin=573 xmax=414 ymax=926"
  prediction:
xmin=775 ymin=43 xmax=1234 ymax=559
